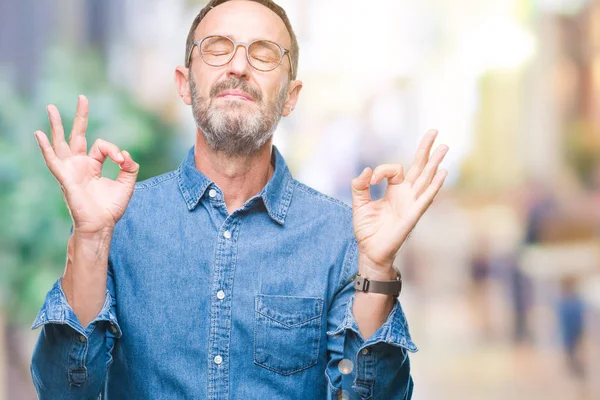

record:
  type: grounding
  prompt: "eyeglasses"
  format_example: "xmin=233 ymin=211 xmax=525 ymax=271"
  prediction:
xmin=186 ymin=35 xmax=293 ymax=80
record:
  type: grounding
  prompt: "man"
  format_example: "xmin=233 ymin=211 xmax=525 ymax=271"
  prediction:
xmin=31 ymin=0 xmax=448 ymax=398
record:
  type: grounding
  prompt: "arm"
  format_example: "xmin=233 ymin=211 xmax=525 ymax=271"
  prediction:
xmin=30 ymin=96 xmax=138 ymax=398
xmin=325 ymin=240 xmax=417 ymax=400
xmin=63 ymin=228 xmax=113 ymax=327
xmin=350 ymin=129 xmax=448 ymax=340
xmin=31 ymin=268 xmax=121 ymax=399
xmin=352 ymin=270 xmax=397 ymax=341
xmin=325 ymin=130 xmax=448 ymax=398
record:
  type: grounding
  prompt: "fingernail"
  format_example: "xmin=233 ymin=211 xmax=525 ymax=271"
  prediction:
xmin=116 ymin=153 xmax=124 ymax=162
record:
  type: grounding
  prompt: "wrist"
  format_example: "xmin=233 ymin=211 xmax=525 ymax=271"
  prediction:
xmin=358 ymin=254 xmax=398 ymax=280
xmin=72 ymin=226 xmax=114 ymax=240
xmin=358 ymin=269 xmax=399 ymax=281
xmin=358 ymin=262 xmax=398 ymax=281
xmin=354 ymin=271 xmax=402 ymax=298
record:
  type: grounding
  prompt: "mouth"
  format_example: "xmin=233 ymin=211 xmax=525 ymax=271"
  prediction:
xmin=217 ymin=90 xmax=254 ymax=102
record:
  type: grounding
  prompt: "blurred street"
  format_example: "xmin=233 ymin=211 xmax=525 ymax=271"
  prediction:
xmin=409 ymin=286 xmax=593 ymax=400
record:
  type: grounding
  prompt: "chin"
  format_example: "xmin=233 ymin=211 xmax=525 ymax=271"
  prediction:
xmin=216 ymin=98 xmax=255 ymax=110
xmin=211 ymin=108 xmax=259 ymax=126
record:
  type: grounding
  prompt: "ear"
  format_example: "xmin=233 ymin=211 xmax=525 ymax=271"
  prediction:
xmin=175 ymin=66 xmax=192 ymax=105
xmin=281 ymin=80 xmax=303 ymax=117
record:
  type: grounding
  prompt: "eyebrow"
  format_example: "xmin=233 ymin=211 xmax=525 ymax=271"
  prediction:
xmin=204 ymin=33 xmax=288 ymax=46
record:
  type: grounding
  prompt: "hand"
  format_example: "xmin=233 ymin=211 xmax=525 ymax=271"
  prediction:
xmin=351 ymin=130 xmax=448 ymax=278
xmin=34 ymin=95 xmax=139 ymax=234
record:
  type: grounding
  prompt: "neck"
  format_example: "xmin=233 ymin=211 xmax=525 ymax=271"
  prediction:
xmin=194 ymin=132 xmax=274 ymax=214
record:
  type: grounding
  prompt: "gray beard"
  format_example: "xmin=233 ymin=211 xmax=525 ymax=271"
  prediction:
xmin=190 ymin=75 xmax=287 ymax=157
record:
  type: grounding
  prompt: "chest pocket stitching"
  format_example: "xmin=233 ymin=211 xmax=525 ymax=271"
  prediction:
xmin=255 ymin=310 xmax=321 ymax=327
xmin=254 ymin=295 xmax=324 ymax=376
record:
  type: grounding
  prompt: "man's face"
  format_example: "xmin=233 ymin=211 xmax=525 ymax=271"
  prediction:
xmin=187 ymin=1 xmax=295 ymax=157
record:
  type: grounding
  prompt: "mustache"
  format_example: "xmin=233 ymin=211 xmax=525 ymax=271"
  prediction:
xmin=210 ymin=78 xmax=263 ymax=103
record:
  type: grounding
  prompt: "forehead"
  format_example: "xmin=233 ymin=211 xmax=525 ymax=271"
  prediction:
xmin=196 ymin=1 xmax=290 ymax=47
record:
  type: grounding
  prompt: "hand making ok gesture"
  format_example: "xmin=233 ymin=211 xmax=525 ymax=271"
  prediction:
xmin=351 ymin=130 xmax=449 ymax=278
xmin=34 ymin=95 xmax=139 ymax=234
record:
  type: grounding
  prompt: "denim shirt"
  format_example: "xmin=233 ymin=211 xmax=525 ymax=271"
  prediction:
xmin=31 ymin=146 xmax=417 ymax=400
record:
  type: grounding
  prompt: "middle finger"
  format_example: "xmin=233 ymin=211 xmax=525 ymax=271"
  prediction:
xmin=404 ymin=130 xmax=438 ymax=184
xmin=69 ymin=95 xmax=89 ymax=155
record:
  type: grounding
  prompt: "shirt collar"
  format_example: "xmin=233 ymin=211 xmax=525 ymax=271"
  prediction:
xmin=177 ymin=145 xmax=294 ymax=225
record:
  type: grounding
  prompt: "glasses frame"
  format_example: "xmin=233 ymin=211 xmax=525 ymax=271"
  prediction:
xmin=187 ymin=35 xmax=294 ymax=80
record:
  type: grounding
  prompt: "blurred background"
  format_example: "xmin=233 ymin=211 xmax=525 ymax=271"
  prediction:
xmin=1 ymin=0 xmax=600 ymax=398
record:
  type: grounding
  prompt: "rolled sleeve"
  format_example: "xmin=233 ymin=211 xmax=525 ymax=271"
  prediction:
xmin=331 ymin=294 xmax=418 ymax=351
xmin=325 ymin=239 xmax=417 ymax=400
xmin=32 ymin=277 xmax=121 ymax=338
xmin=30 ymin=276 xmax=120 ymax=398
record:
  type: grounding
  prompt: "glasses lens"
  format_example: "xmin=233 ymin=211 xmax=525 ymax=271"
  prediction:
xmin=201 ymin=36 xmax=235 ymax=66
xmin=248 ymin=40 xmax=283 ymax=71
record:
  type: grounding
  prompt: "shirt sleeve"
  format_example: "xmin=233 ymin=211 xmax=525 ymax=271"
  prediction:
xmin=30 ymin=267 xmax=121 ymax=399
xmin=325 ymin=239 xmax=418 ymax=400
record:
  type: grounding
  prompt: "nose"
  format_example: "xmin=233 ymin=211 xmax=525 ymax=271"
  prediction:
xmin=226 ymin=44 xmax=251 ymax=80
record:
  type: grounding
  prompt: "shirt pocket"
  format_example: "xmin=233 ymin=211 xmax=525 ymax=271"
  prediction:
xmin=254 ymin=294 xmax=324 ymax=376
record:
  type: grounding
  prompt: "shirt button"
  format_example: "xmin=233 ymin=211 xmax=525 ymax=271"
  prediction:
xmin=223 ymin=230 xmax=231 ymax=239
xmin=209 ymin=189 xmax=217 ymax=198
xmin=214 ymin=355 xmax=223 ymax=365
xmin=109 ymin=325 xmax=118 ymax=334
xmin=338 ymin=358 xmax=354 ymax=374
xmin=216 ymin=290 xmax=225 ymax=300
xmin=361 ymin=348 xmax=369 ymax=355
xmin=79 ymin=335 xmax=86 ymax=343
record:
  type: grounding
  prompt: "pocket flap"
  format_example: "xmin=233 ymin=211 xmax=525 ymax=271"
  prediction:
xmin=255 ymin=295 xmax=323 ymax=327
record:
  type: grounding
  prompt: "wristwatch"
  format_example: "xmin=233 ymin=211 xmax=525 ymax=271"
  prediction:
xmin=353 ymin=272 xmax=402 ymax=298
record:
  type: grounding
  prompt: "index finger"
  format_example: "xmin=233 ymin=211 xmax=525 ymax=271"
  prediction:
xmin=34 ymin=130 xmax=63 ymax=180
xmin=69 ymin=95 xmax=89 ymax=155
xmin=370 ymin=164 xmax=404 ymax=185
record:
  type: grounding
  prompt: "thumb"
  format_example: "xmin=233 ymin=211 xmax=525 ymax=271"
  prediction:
xmin=351 ymin=167 xmax=372 ymax=209
xmin=116 ymin=150 xmax=139 ymax=189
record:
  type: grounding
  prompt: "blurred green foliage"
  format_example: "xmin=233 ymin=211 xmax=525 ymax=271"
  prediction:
xmin=0 ymin=46 xmax=180 ymax=325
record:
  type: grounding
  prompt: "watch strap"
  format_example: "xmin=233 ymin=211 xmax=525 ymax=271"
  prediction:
xmin=353 ymin=273 xmax=402 ymax=298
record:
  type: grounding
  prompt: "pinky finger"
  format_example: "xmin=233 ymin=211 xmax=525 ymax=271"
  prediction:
xmin=34 ymin=131 xmax=62 ymax=177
